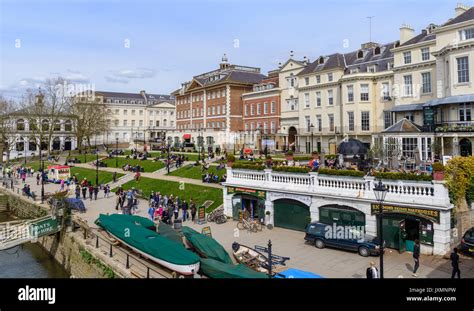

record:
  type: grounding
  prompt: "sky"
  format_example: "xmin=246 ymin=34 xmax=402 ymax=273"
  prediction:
xmin=0 ymin=0 xmax=472 ymax=100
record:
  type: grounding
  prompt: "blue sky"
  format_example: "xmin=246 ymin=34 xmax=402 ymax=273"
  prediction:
xmin=0 ymin=0 xmax=471 ymax=99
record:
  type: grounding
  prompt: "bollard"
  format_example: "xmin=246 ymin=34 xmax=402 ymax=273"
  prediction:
xmin=95 ymin=236 xmax=99 ymax=248
xmin=126 ymin=254 xmax=130 ymax=269
xmin=109 ymin=244 xmax=113 ymax=257
xmin=146 ymin=267 xmax=150 ymax=279
xmin=83 ymin=228 xmax=87 ymax=240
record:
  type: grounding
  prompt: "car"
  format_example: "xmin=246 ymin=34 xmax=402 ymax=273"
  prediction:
xmin=460 ymin=227 xmax=474 ymax=256
xmin=304 ymin=222 xmax=383 ymax=257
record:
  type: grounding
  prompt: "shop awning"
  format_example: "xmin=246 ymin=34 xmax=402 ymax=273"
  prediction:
xmin=390 ymin=103 xmax=424 ymax=112
xmin=424 ymin=94 xmax=474 ymax=107
xmin=183 ymin=134 xmax=191 ymax=139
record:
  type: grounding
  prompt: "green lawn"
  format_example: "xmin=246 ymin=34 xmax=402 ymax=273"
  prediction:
xmin=167 ymin=164 xmax=226 ymax=181
xmin=102 ymin=157 xmax=165 ymax=172
xmin=23 ymin=161 xmax=56 ymax=171
xmin=116 ymin=177 xmax=223 ymax=212
xmin=70 ymin=167 xmax=124 ymax=185
xmin=66 ymin=154 xmax=98 ymax=163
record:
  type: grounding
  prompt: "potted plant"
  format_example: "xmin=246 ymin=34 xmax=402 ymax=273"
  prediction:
xmin=285 ymin=150 xmax=294 ymax=161
xmin=432 ymin=162 xmax=445 ymax=181
xmin=226 ymin=154 xmax=235 ymax=167
xmin=265 ymin=211 xmax=273 ymax=229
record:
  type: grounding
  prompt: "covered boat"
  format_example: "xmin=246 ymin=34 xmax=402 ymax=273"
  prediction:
xmin=200 ymin=258 xmax=268 ymax=279
xmin=158 ymin=221 xmax=184 ymax=245
xmin=182 ymin=226 xmax=233 ymax=265
xmin=95 ymin=214 xmax=200 ymax=275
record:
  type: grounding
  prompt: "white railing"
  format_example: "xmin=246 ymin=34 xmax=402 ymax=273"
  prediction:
xmin=226 ymin=167 xmax=451 ymax=208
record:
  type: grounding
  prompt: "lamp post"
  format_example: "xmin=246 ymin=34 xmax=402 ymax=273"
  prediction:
xmin=115 ymin=137 xmax=118 ymax=168
xmin=95 ymin=137 xmax=99 ymax=186
xmin=198 ymin=128 xmax=202 ymax=162
xmin=40 ymin=146 xmax=44 ymax=204
xmin=310 ymin=123 xmax=315 ymax=153
xmin=167 ymin=143 xmax=170 ymax=174
xmin=373 ymin=179 xmax=387 ymax=279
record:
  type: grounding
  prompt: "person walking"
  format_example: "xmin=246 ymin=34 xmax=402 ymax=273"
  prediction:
xmin=75 ymin=185 xmax=81 ymax=199
xmin=450 ymin=247 xmax=461 ymax=279
xmin=366 ymin=261 xmax=379 ymax=279
xmin=93 ymin=185 xmax=99 ymax=200
xmin=112 ymin=172 xmax=117 ymax=183
xmin=88 ymin=184 xmax=94 ymax=201
xmin=173 ymin=204 xmax=179 ymax=221
xmin=115 ymin=192 xmax=121 ymax=210
xmin=104 ymin=185 xmax=110 ymax=198
xmin=412 ymin=239 xmax=420 ymax=277
xmin=182 ymin=200 xmax=188 ymax=222
xmin=190 ymin=202 xmax=197 ymax=223
xmin=81 ymin=185 xmax=87 ymax=200
xmin=36 ymin=173 xmax=40 ymax=186
xmin=60 ymin=179 xmax=65 ymax=191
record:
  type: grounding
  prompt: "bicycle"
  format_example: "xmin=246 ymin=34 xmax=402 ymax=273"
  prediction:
xmin=237 ymin=217 xmax=258 ymax=233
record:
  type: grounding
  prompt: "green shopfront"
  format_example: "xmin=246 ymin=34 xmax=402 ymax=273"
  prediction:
xmin=229 ymin=186 xmax=266 ymax=222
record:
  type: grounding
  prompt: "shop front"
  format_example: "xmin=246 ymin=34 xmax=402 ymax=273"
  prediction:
xmin=371 ymin=204 xmax=438 ymax=254
xmin=319 ymin=205 xmax=366 ymax=228
xmin=228 ymin=186 xmax=266 ymax=222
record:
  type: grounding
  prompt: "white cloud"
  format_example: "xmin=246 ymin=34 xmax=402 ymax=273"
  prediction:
xmin=110 ymin=68 xmax=157 ymax=79
xmin=105 ymin=76 xmax=129 ymax=84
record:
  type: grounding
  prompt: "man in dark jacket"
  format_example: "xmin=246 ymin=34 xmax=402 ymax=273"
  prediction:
xmin=82 ymin=185 xmax=87 ymax=200
xmin=450 ymin=248 xmax=461 ymax=279
xmin=412 ymin=239 xmax=420 ymax=277
xmin=366 ymin=261 xmax=378 ymax=279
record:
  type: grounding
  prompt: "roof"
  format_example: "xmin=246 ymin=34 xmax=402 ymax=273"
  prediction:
xmin=424 ymin=94 xmax=474 ymax=107
xmin=383 ymin=118 xmax=423 ymax=133
xmin=298 ymin=53 xmax=345 ymax=75
xmin=391 ymin=103 xmax=425 ymax=112
xmin=442 ymin=7 xmax=474 ymax=27
xmin=399 ymin=32 xmax=436 ymax=47
xmin=95 ymin=91 xmax=173 ymax=101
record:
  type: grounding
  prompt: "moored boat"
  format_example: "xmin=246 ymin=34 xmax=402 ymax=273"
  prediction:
xmin=231 ymin=242 xmax=269 ymax=273
xmin=95 ymin=214 xmax=200 ymax=275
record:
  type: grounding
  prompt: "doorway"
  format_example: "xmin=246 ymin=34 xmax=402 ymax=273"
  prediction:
xmin=288 ymin=127 xmax=297 ymax=152
xmin=460 ymin=138 xmax=472 ymax=156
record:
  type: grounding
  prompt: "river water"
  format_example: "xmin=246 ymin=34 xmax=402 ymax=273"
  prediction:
xmin=0 ymin=212 xmax=69 ymax=278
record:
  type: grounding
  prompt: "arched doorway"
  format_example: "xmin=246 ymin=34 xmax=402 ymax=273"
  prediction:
xmin=52 ymin=137 xmax=61 ymax=151
xmin=460 ymin=138 xmax=472 ymax=156
xmin=319 ymin=205 xmax=366 ymax=228
xmin=64 ymin=137 xmax=72 ymax=151
xmin=288 ymin=127 xmax=297 ymax=152
xmin=274 ymin=199 xmax=310 ymax=231
xmin=231 ymin=194 xmax=265 ymax=222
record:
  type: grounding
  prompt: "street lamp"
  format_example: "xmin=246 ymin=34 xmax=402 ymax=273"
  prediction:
xmin=167 ymin=143 xmax=170 ymax=174
xmin=40 ymin=145 xmax=44 ymax=204
xmin=198 ymin=128 xmax=202 ymax=161
xmin=373 ymin=179 xmax=388 ymax=279
xmin=115 ymin=137 xmax=118 ymax=168
xmin=95 ymin=137 xmax=99 ymax=186
xmin=310 ymin=123 xmax=315 ymax=154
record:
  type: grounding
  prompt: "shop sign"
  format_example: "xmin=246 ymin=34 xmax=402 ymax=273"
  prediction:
xmin=201 ymin=226 xmax=212 ymax=238
xmin=197 ymin=206 xmax=206 ymax=224
xmin=371 ymin=204 xmax=440 ymax=223
xmin=268 ymin=192 xmax=312 ymax=206
xmin=227 ymin=186 xmax=266 ymax=199
xmin=29 ymin=217 xmax=59 ymax=238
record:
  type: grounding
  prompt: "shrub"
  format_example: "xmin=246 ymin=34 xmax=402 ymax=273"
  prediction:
xmin=285 ymin=150 xmax=294 ymax=156
xmin=432 ymin=162 xmax=444 ymax=172
xmin=375 ymin=172 xmax=432 ymax=182
xmin=467 ymin=176 xmax=474 ymax=206
xmin=324 ymin=154 xmax=337 ymax=160
xmin=231 ymin=163 xmax=265 ymax=171
xmin=318 ymin=168 xmax=365 ymax=177
xmin=294 ymin=156 xmax=313 ymax=161
xmin=226 ymin=155 xmax=235 ymax=162
xmin=445 ymin=156 xmax=474 ymax=205
xmin=273 ymin=166 xmax=311 ymax=174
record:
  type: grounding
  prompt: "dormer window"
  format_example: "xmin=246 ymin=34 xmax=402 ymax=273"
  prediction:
xmin=374 ymin=46 xmax=381 ymax=55
xmin=357 ymin=50 xmax=364 ymax=59
xmin=318 ymin=56 xmax=324 ymax=64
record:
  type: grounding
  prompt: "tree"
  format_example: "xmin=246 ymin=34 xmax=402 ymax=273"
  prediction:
xmin=0 ymin=94 xmax=16 ymax=164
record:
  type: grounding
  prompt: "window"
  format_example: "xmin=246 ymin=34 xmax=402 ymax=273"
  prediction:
xmin=156 ymin=120 xmax=160 ymax=127
xmin=16 ymin=119 xmax=25 ymax=131
xmin=421 ymin=137 xmax=432 ymax=161
xmin=459 ymin=103 xmax=472 ymax=122
xmin=244 ymin=105 xmax=248 ymax=116
xmin=421 ymin=72 xmax=432 ymax=93
xmin=64 ymin=120 xmax=72 ymax=131
xmin=114 ymin=120 xmax=119 ymax=126
xmin=304 ymin=93 xmax=310 ymax=108
xmin=328 ymin=90 xmax=333 ymax=105
xmin=53 ymin=120 xmax=61 ymax=131
xmin=288 ymin=99 xmax=297 ymax=111
xmin=459 ymin=28 xmax=474 ymax=40
xmin=115 ymin=109 xmax=119 ymax=115
xmin=305 ymin=116 xmax=311 ymax=132
xmin=316 ymin=92 xmax=321 ymax=107
xmin=271 ymin=101 xmax=276 ymax=113
xmin=123 ymin=110 xmax=128 ymax=115
xmin=347 ymin=85 xmax=354 ymax=102
xmin=421 ymin=48 xmax=430 ymax=61
xmin=403 ymin=51 xmax=412 ymax=64
xmin=328 ymin=114 xmax=334 ymax=132
xmin=131 ymin=110 xmax=136 ymax=116
xmin=327 ymin=73 xmax=333 ymax=82
xmin=384 ymin=111 xmax=393 ymax=129
xmin=360 ymin=84 xmax=369 ymax=101
xmin=457 ymin=56 xmax=470 ymax=83
xmin=403 ymin=75 xmax=413 ymax=96
xmin=357 ymin=50 xmax=364 ymax=59
xmin=212 ymin=106 xmax=215 ymax=115
xmin=305 ymin=77 xmax=310 ymax=85
xmin=131 ymin=120 xmax=136 ymax=126
xmin=139 ymin=120 xmax=143 ymax=127
xmin=149 ymin=120 xmax=153 ymax=127
xmin=251 ymin=104 xmax=254 ymax=115
xmin=245 ymin=123 xmax=249 ymax=131
xmin=257 ymin=103 xmax=261 ymax=115
xmin=271 ymin=121 xmax=276 ymax=133
xmin=316 ymin=75 xmax=321 ymax=84
xmin=263 ymin=122 xmax=268 ymax=134
xmin=217 ymin=105 xmax=221 ymax=115
xmin=361 ymin=111 xmax=370 ymax=131
xmin=316 ymin=115 xmax=322 ymax=132
xmin=264 ymin=102 xmax=268 ymax=114
xmin=123 ymin=120 xmax=127 ymax=126
xmin=405 ymin=113 xmax=414 ymax=122
xmin=367 ymin=66 xmax=376 ymax=73
xmin=289 ymin=77 xmax=295 ymax=87
xmin=347 ymin=112 xmax=354 ymax=131
xmin=382 ymin=82 xmax=390 ymax=100
xmin=402 ymin=137 xmax=417 ymax=160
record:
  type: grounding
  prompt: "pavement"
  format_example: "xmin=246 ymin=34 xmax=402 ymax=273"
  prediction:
xmin=5 ymin=173 xmax=474 ymax=279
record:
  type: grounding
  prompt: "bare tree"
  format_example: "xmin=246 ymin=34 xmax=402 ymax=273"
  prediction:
xmin=0 ymin=94 xmax=16 ymax=164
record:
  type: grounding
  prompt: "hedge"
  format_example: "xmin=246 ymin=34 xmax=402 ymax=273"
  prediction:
xmin=294 ymin=156 xmax=314 ymax=161
xmin=231 ymin=163 xmax=265 ymax=171
xmin=273 ymin=166 xmax=311 ymax=174
xmin=375 ymin=172 xmax=432 ymax=181
xmin=318 ymin=168 xmax=365 ymax=177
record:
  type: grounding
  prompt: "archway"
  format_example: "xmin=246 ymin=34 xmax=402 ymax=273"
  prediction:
xmin=288 ymin=126 xmax=297 ymax=152
xmin=52 ymin=137 xmax=61 ymax=151
xmin=319 ymin=205 xmax=365 ymax=228
xmin=460 ymin=138 xmax=472 ymax=156
xmin=64 ymin=137 xmax=72 ymax=151
xmin=274 ymin=199 xmax=310 ymax=231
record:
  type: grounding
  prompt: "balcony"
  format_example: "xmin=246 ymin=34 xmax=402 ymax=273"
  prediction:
xmin=225 ymin=167 xmax=451 ymax=209
xmin=434 ymin=120 xmax=474 ymax=133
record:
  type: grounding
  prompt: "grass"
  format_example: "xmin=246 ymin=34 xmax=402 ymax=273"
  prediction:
xmin=167 ymin=164 xmax=226 ymax=180
xmin=69 ymin=167 xmax=124 ymax=185
xmin=66 ymin=154 xmax=98 ymax=163
xmin=22 ymin=161 xmax=56 ymax=171
xmin=101 ymin=157 xmax=165 ymax=172
xmin=116 ymin=177 xmax=223 ymax=212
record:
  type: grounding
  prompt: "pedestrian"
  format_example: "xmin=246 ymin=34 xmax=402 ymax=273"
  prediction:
xmin=36 ymin=173 xmax=40 ymax=186
xmin=366 ymin=261 xmax=379 ymax=279
xmin=173 ymin=204 xmax=179 ymax=221
xmin=112 ymin=171 xmax=117 ymax=183
xmin=88 ymin=184 xmax=94 ymax=201
xmin=93 ymin=185 xmax=99 ymax=200
xmin=412 ymin=239 xmax=420 ymax=277
xmin=190 ymin=202 xmax=197 ymax=222
xmin=82 ymin=185 xmax=87 ymax=200
xmin=182 ymin=200 xmax=188 ymax=222
xmin=60 ymin=179 xmax=65 ymax=191
xmin=120 ymin=192 xmax=125 ymax=209
xmin=148 ymin=205 xmax=155 ymax=220
xmin=450 ymin=247 xmax=461 ymax=279
xmin=75 ymin=185 xmax=81 ymax=199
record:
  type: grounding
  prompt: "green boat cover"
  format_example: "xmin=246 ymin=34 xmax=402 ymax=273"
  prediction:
xmin=200 ymin=258 xmax=268 ymax=279
xmin=181 ymin=226 xmax=233 ymax=265
xmin=96 ymin=214 xmax=200 ymax=265
xmin=158 ymin=221 xmax=183 ymax=245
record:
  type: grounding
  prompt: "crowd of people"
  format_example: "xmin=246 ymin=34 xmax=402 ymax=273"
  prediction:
xmin=146 ymin=191 xmax=198 ymax=224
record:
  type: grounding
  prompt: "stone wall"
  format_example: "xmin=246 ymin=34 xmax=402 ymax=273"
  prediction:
xmin=0 ymin=189 xmax=48 ymax=219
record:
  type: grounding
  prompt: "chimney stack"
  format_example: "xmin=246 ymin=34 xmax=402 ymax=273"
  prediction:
xmin=399 ymin=24 xmax=415 ymax=45
xmin=455 ymin=3 xmax=470 ymax=17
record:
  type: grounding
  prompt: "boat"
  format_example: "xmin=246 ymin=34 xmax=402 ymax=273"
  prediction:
xmin=95 ymin=214 xmax=200 ymax=275
xmin=199 ymin=257 xmax=268 ymax=279
xmin=158 ymin=221 xmax=184 ymax=245
xmin=274 ymin=268 xmax=324 ymax=279
xmin=182 ymin=226 xmax=234 ymax=265
xmin=231 ymin=242 xmax=269 ymax=273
